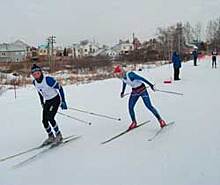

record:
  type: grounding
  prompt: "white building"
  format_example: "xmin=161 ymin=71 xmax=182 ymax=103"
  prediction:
xmin=70 ymin=39 xmax=134 ymax=59
xmin=95 ymin=40 xmax=134 ymax=58
xmin=104 ymin=40 xmax=134 ymax=57
xmin=72 ymin=40 xmax=101 ymax=58
xmin=0 ymin=40 xmax=30 ymax=62
xmin=116 ymin=40 xmax=134 ymax=55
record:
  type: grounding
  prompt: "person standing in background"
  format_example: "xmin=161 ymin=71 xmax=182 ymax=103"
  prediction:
xmin=172 ymin=51 xmax=182 ymax=81
xmin=212 ymin=49 xmax=218 ymax=68
xmin=192 ymin=49 xmax=198 ymax=66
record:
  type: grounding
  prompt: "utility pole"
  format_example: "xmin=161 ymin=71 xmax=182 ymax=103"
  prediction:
xmin=47 ymin=37 xmax=51 ymax=68
xmin=47 ymin=35 xmax=56 ymax=72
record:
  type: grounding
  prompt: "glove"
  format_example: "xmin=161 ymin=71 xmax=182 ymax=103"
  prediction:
xmin=150 ymin=84 xmax=155 ymax=91
xmin=120 ymin=92 xmax=124 ymax=98
xmin=41 ymin=103 xmax=45 ymax=109
xmin=60 ymin=101 xmax=67 ymax=110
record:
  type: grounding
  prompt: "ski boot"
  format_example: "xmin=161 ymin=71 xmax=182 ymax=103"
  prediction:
xmin=42 ymin=134 xmax=55 ymax=146
xmin=53 ymin=132 xmax=63 ymax=146
xmin=128 ymin=121 xmax=137 ymax=130
xmin=159 ymin=119 xmax=166 ymax=128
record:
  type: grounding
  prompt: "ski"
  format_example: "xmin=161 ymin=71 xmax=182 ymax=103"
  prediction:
xmin=101 ymin=120 xmax=150 ymax=144
xmin=13 ymin=135 xmax=81 ymax=168
xmin=147 ymin=121 xmax=175 ymax=141
xmin=0 ymin=134 xmax=75 ymax=163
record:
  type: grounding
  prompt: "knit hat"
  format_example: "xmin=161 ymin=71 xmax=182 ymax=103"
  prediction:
xmin=113 ymin=65 xmax=122 ymax=73
xmin=31 ymin=64 xmax=41 ymax=73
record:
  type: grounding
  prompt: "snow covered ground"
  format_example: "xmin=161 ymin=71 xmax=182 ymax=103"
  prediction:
xmin=0 ymin=56 xmax=219 ymax=185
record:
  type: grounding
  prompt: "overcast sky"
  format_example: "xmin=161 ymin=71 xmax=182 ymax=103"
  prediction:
xmin=0 ymin=0 xmax=219 ymax=46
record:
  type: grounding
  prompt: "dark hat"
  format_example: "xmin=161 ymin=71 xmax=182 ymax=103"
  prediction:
xmin=31 ymin=64 xmax=41 ymax=73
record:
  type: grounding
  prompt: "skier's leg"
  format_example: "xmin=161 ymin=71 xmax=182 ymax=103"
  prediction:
xmin=141 ymin=91 xmax=166 ymax=128
xmin=48 ymin=95 xmax=61 ymax=136
xmin=42 ymin=103 xmax=53 ymax=136
xmin=128 ymin=94 xmax=140 ymax=122
xmin=47 ymin=96 xmax=63 ymax=144
xmin=41 ymin=102 xmax=55 ymax=145
xmin=141 ymin=91 xmax=161 ymax=120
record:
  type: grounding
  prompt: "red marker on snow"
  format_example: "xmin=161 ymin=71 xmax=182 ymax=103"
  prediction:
xmin=163 ymin=80 xmax=172 ymax=84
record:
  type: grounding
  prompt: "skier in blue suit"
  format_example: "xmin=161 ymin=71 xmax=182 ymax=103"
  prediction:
xmin=114 ymin=65 xmax=166 ymax=130
xmin=31 ymin=64 xmax=67 ymax=145
xmin=172 ymin=51 xmax=182 ymax=80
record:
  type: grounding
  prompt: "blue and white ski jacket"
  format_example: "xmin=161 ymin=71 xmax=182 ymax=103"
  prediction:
xmin=121 ymin=72 xmax=153 ymax=93
xmin=33 ymin=76 xmax=65 ymax=102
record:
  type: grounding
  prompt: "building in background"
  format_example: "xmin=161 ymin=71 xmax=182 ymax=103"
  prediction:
xmin=0 ymin=40 xmax=30 ymax=62
xmin=72 ymin=40 xmax=101 ymax=58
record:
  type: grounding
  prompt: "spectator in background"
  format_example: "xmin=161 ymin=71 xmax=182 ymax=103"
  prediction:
xmin=212 ymin=49 xmax=218 ymax=68
xmin=192 ymin=49 xmax=198 ymax=66
xmin=172 ymin=51 xmax=182 ymax=81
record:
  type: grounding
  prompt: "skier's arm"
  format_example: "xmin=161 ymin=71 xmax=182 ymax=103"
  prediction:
xmin=46 ymin=77 xmax=67 ymax=109
xmin=33 ymin=80 xmax=44 ymax=107
xmin=54 ymin=84 xmax=65 ymax=103
xmin=128 ymin=72 xmax=154 ymax=88
xmin=121 ymin=81 xmax=126 ymax=94
xmin=38 ymin=92 xmax=44 ymax=105
xmin=46 ymin=77 xmax=66 ymax=102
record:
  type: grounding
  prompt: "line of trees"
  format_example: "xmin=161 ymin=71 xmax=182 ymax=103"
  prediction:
xmin=125 ymin=17 xmax=220 ymax=63
xmin=157 ymin=17 xmax=220 ymax=59
xmin=206 ymin=17 xmax=220 ymax=50
xmin=156 ymin=22 xmax=204 ymax=60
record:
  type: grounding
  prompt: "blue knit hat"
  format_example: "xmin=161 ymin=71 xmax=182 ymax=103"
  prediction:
xmin=31 ymin=64 xmax=41 ymax=73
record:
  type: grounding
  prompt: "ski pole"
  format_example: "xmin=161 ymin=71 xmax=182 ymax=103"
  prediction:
xmin=58 ymin=112 xmax=92 ymax=125
xmin=68 ymin=107 xmax=121 ymax=121
xmin=122 ymin=86 xmax=183 ymax=96
xmin=155 ymin=89 xmax=184 ymax=96
xmin=14 ymin=81 xmax=16 ymax=99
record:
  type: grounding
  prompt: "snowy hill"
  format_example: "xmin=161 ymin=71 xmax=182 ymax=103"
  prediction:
xmin=0 ymin=56 xmax=219 ymax=185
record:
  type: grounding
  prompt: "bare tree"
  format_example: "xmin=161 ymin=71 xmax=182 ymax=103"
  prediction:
xmin=157 ymin=23 xmax=186 ymax=59
xmin=206 ymin=20 xmax=216 ymax=43
xmin=206 ymin=17 xmax=220 ymax=50
xmin=157 ymin=26 xmax=175 ymax=60
xmin=194 ymin=22 xmax=202 ymax=42
xmin=184 ymin=22 xmax=194 ymax=44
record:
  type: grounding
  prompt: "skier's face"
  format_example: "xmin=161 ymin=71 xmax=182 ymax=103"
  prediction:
xmin=32 ymin=71 xmax=42 ymax=80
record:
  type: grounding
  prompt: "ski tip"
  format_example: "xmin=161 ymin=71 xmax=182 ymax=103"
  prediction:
xmin=166 ymin=121 xmax=175 ymax=126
